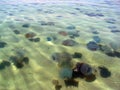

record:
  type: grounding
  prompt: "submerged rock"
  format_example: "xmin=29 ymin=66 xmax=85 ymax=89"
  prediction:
xmin=69 ymin=35 xmax=75 ymax=39
xmin=105 ymin=52 xmax=115 ymax=57
xmin=34 ymin=37 xmax=40 ymax=42
xmin=98 ymin=66 xmax=111 ymax=78
xmin=13 ymin=30 xmax=20 ymax=34
xmin=9 ymin=56 xmax=21 ymax=65
xmin=41 ymin=21 xmax=48 ymax=25
xmin=105 ymin=18 xmax=116 ymax=24
xmin=87 ymin=41 xmax=99 ymax=51
xmin=47 ymin=22 xmax=55 ymax=26
xmin=85 ymin=12 xmax=104 ymax=17
xmin=0 ymin=63 xmax=5 ymax=70
xmin=25 ymin=32 xmax=36 ymax=39
xmin=0 ymin=60 xmax=11 ymax=70
xmin=1 ymin=60 xmax=11 ymax=67
xmin=29 ymin=37 xmax=40 ymax=42
xmin=85 ymin=13 xmax=97 ymax=17
xmin=58 ymin=31 xmax=68 ymax=36
xmin=99 ymin=45 xmax=113 ymax=54
xmin=22 ymin=57 xmax=29 ymax=64
xmin=64 ymin=79 xmax=79 ymax=87
xmin=66 ymin=25 xmax=76 ymax=30
xmin=74 ymin=8 xmax=80 ymax=10
xmin=96 ymin=13 xmax=104 ymax=17
xmin=99 ymin=44 xmax=120 ymax=57
xmin=114 ymin=51 xmax=120 ymax=58
xmin=28 ymin=38 xmax=34 ymax=42
xmin=62 ymin=39 xmax=77 ymax=46
xmin=15 ymin=62 xmax=24 ymax=68
xmin=92 ymin=31 xmax=99 ymax=34
xmin=44 ymin=10 xmax=54 ymax=14
xmin=0 ymin=41 xmax=7 ymax=48
xmin=72 ymin=52 xmax=82 ymax=58
xmin=68 ymin=31 xmax=80 ymax=37
xmin=111 ymin=30 xmax=120 ymax=33
xmin=47 ymin=37 xmax=52 ymax=41
xmin=41 ymin=21 xmax=55 ymax=26
xmin=52 ymin=79 xmax=62 ymax=90
xmin=52 ymin=36 xmax=57 ymax=40
xmin=22 ymin=24 xmax=30 ymax=28
xmin=108 ymin=26 xmax=117 ymax=29
xmin=109 ymin=42 xmax=119 ymax=51
xmin=85 ymin=74 xmax=96 ymax=82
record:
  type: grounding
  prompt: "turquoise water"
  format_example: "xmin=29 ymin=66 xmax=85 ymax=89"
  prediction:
xmin=0 ymin=0 xmax=120 ymax=90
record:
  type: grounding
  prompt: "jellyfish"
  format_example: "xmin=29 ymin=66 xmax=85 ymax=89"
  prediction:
xmin=80 ymin=63 xmax=93 ymax=76
xmin=74 ymin=63 xmax=93 ymax=76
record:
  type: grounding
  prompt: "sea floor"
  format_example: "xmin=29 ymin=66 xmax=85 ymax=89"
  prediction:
xmin=0 ymin=0 xmax=120 ymax=90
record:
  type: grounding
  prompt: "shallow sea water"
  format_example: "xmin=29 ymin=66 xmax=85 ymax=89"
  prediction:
xmin=0 ymin=0 xmax=120 ymax=90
